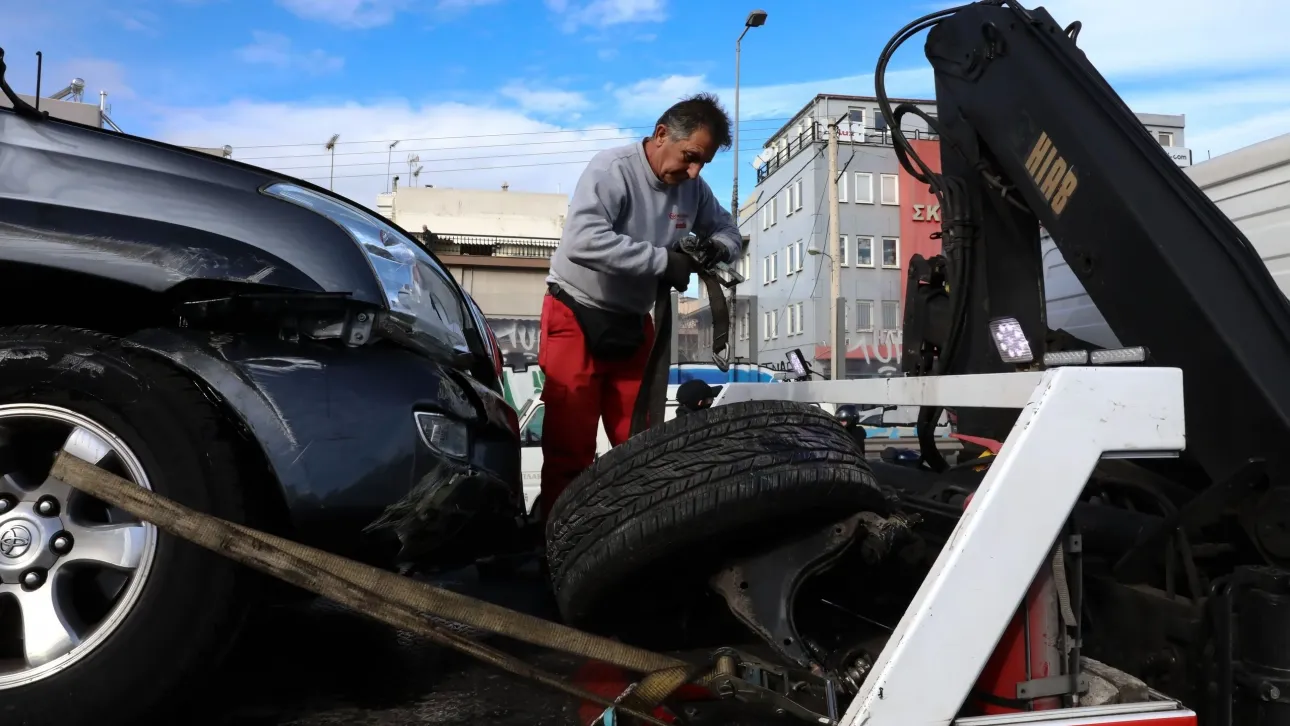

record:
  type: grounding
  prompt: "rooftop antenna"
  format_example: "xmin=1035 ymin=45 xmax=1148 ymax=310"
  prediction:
xmin=34 ymin=52 xmax=41 ymax=113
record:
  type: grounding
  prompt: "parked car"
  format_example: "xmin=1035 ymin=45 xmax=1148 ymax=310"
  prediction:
xmin=0 ymin=87 xmax=524 ymax=725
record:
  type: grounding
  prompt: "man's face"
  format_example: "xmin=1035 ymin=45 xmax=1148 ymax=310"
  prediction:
xmin=650 ymin=124 xmax=718 ymax=185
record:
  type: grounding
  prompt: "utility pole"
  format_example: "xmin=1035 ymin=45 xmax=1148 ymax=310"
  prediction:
xmin=827 ymin=116 xmax=842 ymax=381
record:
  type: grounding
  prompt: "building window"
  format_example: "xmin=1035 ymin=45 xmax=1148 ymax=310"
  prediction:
xmin=787 ymin=303 xmax=798 ymax=335
xmin=740 ymin=312 xmax=750 ymax=340
xmin=881 ymin=300 xmax=900 ymax=330
xmin=1158 ymin=131 xmax=1174 ymax=146
xmin=880 ymin=174 xmax=899 ymax=205
xmin=786 ymin=243 xmax=796 ymax=276
xmin=794 ymin=240 xmax=804 ymax=272
xmin=764 ymin=310 xmax=779 ymax=339
xmin=837 ymin=169 xmax=848 ymax=203
xmin=854 ymin=172 xmax=873 ymax=204
xmin=881 ymin=237 xmax=900 ymax=268
xmin=770 ymin=195 xmax=777 ymax=225
xmin=793 ymin=178 xmax=804 ymax=211
xmin=762 ymin=204 xmax=769 ymax=230
xmin=847 ymin=108 xmax=866 ymax=140
xmin=856 ymin=300 xmax=874 ymax=331
xmin=762 ymin=256 xmax=772 ymax=284
xmin=839 ymin=235 xmax=849 ymax=267
xmin=856 ymin=236 xmax=873 ymax=267
xmin=784 ymin=187 xmax=793 ymax=217
xmin=741 ymin=252 xmax=751 ymax=280
xmin=771 ymin=251 xmax=779 ymax=281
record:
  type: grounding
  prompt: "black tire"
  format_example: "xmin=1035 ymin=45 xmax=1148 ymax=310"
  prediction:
xmin=0 ymin=326 xmax=256 ymax=726
xmin=545 ymin=399 xmax=891 ymax=632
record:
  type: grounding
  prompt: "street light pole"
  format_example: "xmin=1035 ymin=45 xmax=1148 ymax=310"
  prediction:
xmin=732 ymin=9 xmax=768 ymax=217
xmin=325 ymin=133 xmax=340 ymax=191
xmin=386 ymin=140 xmax=399 ymax=193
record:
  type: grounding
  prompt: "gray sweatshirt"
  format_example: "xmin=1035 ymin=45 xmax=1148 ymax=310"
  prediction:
xmin=547 ymin=139 xmax=742 ymax=314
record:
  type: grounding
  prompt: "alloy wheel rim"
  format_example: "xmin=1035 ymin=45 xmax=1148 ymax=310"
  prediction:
xmin=0 ymin=404 xmax=158 ymax=689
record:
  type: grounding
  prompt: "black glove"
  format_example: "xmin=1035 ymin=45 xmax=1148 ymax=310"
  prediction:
xmin=689 ymin=236 xmax=727 ymax=269
xmin=663 ymin=250 xmax=694 ymax=293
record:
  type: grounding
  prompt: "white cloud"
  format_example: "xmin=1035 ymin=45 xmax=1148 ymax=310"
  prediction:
xmin=56 ymin=58 xmax=137 ymax=101
xmin=275 ymin=0 xmax=410 ymax=28
xmin=148 ymin=99 xmax=635 ymax=211
xmin=546 ymin=0 xmax=666 ymax=33
xmin=1037 ymin=0 xmax=1290 ymax=79
xmin=235 ymin=31 xmax=345 ymax=74
xmin=613 ymin=68 xmax=935 ymax=121
xmin=499 ymin=83 xmax=590 ymax=115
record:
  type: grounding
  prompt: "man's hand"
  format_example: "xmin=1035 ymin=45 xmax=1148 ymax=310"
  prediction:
xmin=688 ymin=235 xmax=728 ymax=269
xmin=663 ymin=250 xmax=695 ymax=293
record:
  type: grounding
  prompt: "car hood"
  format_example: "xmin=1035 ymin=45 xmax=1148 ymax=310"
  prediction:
xmin=0 ymin=107 xmax=389 ymax=304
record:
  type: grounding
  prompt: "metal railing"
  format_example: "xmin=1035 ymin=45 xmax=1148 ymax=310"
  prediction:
xmin=416 ymin=232 xmax=560 ymax=260
xmin=755 ymin=124 xmax=942 ymax=184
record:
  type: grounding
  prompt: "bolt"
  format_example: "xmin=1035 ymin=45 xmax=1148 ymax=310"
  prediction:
xmin=0 ymin=495 xmax=14 ymax=514
xmin=21 ymin=569 xmax=45 ymax=590
xmin=354 ymin=333 xmax=365 ymax=341
xmin=35 ymin=496 xmax=59 ymax=517
xmin=50 ymin=533 xmax=73 ymax=555
xmin=1262 ymin=682 xmax=1282 ymax=701
xmin=775 ymin=708 xmax=786 ymax=717
xmin=357 ymin=313 xmax=369 ymax=322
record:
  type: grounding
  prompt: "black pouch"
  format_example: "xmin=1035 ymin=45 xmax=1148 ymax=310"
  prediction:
xmin=549 ymin=283 xmax=646 ymax=361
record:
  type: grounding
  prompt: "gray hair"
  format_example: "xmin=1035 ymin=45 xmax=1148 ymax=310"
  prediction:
xmin=655 ymin=93 xmax=733 ymax=150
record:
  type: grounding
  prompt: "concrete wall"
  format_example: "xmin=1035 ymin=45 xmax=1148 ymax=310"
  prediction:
xmin=450 ymin=266 xmax=547 ymax=318
xmin=1 ymin=93 xmax=102 ymax=127
xmin=377 ymin=185 xmax=568 ymax=238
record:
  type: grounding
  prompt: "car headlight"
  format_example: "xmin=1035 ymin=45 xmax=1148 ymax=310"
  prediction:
xmin=415 ymin=412 xmax=469 ymax=459
xmin=262 ymin=182 xmax=470 ymax=355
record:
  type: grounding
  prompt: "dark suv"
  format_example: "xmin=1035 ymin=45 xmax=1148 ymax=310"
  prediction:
xmin=0 ymin=63 xmax=524 ymax=726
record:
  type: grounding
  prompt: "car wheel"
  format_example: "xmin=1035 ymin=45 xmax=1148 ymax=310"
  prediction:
xmin=0 ymin=326 xmax=254 ymax=726
xmin=545 ymin=399 xmax=891 ymax=634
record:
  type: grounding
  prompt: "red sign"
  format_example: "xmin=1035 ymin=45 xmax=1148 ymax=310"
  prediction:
xmin=898 ymin=138 xmax=943 ymax=316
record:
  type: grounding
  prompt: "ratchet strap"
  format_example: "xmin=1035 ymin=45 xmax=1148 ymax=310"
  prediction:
xmin=49 ymin=451 xmax=697 ymax=725
xmin=629 ymin=271 xmax=731 ymax=438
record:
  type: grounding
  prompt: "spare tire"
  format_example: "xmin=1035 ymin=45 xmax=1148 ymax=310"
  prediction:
xmin=545 ymin=399 xmax=890 ymax=632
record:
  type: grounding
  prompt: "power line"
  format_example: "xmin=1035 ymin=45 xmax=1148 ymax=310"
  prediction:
xmin=263 ymin=143 xmax=781 ymax=174
xmin=229 ymin=116 xmax=800 ymax=151
xmin=297 ymin=157 xmax=617 ymax=181
xmin=235 ymin=123 xmax=792 ymax=162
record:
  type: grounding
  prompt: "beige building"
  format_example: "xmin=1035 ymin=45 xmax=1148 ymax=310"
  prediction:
xmin=377 ymin=183 xmax=568 ymax=369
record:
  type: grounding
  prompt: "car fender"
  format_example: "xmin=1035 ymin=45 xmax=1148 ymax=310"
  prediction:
xmin=122 ymin=327 xmax=521 ymax=554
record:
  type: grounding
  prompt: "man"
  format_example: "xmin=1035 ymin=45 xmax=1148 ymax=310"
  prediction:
xmin=537 ymin=93 xmax=742 ymax=519
xmin=674 ymin=379 xmax=723 ymax=416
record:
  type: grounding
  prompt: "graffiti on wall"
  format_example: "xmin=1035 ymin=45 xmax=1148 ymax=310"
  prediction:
xmin=846 ymin=329 xmax=903 ymax=364
xmin=488 ymin=317 xmax=541 ymax=371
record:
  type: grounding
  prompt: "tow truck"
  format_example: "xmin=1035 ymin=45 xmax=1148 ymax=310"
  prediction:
xmin=1 ymin=2 xmax=1280 ymax=725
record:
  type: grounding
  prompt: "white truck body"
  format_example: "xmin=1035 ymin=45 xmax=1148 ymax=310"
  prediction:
xmin=1046 ymin=132 xmax=1290 ymax=347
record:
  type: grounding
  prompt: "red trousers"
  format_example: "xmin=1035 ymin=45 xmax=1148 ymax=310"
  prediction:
xmin=537 ymin=293 xmax=654 ymax=519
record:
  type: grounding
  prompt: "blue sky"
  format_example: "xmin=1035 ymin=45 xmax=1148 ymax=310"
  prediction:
xmin=6 ymin=0 xmax=1290 ymax=213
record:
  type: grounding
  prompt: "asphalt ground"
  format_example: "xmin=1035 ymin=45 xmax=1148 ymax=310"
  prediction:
xmin=198 ymin=562 xmax=591 ymax=726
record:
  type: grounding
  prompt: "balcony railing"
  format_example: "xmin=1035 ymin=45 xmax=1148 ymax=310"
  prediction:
xmin=756 ymin=123 xmax=942 ymax=184
xmin=416 ymin=232 xmax=560 ymax=260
